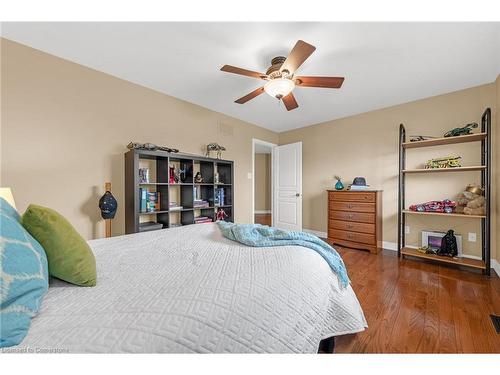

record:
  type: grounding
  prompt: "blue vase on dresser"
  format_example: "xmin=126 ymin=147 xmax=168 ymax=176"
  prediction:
xmin=335 ymin=180 xmax=344 ymax=190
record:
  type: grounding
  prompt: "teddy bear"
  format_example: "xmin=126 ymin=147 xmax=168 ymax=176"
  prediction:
xmin=455 ymin=183 xmax=486 ymax=216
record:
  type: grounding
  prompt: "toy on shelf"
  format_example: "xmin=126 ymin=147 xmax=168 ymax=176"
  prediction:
xmin=216 ymin=208 xmax=228 ymax=221
xmin=443 ymin=122 xmax=478 ymax=137
xmin=424 ymin=155 xmax=461 ymax=169
xmin=409 ymin=135 xmax=437 ymax=142
xmin=409 ymin=199 xmax=456 ymax=213
xmin=455 ymin=183 xmax=486 ymax=216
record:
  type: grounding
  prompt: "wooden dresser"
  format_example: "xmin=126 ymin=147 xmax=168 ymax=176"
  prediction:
xmin=327 ymin=190 xmax=382 ymax=254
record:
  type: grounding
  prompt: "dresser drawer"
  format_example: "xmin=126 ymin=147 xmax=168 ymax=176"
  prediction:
xmin=329 ymin=229 xmax=376 ymax=245
xmin=328 ymin=191 xmax=375 ymax=202
xmin=328 ymin=201 xmax=375 ymax=213
xmin=329 ymin=210 xmax=375 ymax=223
xmin=329 ymin=219 xmax=375 ymax=234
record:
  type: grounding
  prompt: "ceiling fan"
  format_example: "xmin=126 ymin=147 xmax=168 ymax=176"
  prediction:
xmin=220 ymin=40 xmax=344 ymax=111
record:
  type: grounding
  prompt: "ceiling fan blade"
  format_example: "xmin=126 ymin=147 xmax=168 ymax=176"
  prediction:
xmin=295 ymin=76 xmax=345 ymax=88
xmin=235 ymin=87 xmax=265 ymax=104
xmin=280 ymin=40 xmax=316 ymax=74
xmin=282 ymin=92 xmax=299 ymax=111
xmin=221 ymin=65 xmax=266 ymax=79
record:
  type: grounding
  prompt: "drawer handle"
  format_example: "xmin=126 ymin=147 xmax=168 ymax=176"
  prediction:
xmin=347 ymin=224 xmax=353 ymax=229
xmin=347 ymin=204 xmax=353 ymax=209
xmin=348 ymin=214 xmax=354 ymax=219
xmin=347 ymin=233 xmax=354 ymax=239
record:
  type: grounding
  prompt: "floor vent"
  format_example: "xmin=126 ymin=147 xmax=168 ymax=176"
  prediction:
xmin=490 ymin=315 xmax=500 ymax=334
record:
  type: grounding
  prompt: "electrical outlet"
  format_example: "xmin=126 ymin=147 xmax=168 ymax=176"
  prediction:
xmin=468 ymin=232 xmax=477 ymax=242
xmin=405 ymin=225 xmax=410 ymax=234
xmin=247 ymin=172 xmax=252 ymax=179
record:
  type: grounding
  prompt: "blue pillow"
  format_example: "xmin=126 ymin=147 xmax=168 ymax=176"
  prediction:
xmin=0 ymin=198 xmax=49 ymax=347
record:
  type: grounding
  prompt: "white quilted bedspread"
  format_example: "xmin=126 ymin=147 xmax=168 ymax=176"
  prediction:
xmin=14 ymin=223 xmax=367 ymax=353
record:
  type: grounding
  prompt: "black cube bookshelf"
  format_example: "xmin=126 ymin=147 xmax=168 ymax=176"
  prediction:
xmin=125 ymin=149 xmax=234 ymax=234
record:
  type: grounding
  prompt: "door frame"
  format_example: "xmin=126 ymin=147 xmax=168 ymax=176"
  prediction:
xmin=252 ymin=138 xmax=277 ymax=225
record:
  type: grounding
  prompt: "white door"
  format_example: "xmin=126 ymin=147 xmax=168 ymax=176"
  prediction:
xmin=273 ymin=142 xmax=302 ymax=231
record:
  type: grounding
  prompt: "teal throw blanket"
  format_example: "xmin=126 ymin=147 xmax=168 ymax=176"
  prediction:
xmin=217 ymin=221 xmax=349 ymax=287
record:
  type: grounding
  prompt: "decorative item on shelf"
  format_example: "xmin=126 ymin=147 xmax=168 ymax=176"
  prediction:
xmin=194 ymin=172 xmax=203 ymax=183
xmin=409 ymin=199 xmax=456 ymax=213
xmin=443 ymin=122 xmax=478 ymax=137
xmin=205 ymin=143 xmax=226 ymax=159
xmin=437 ymin=230 xmax=458 ymax=258
xmin=127 ymin=142 xmax=179 ymax=153
xmin=348 ymin=177 xmax=369 ymax=191
xmin=424 ymin=155 xmax=461 ymax=169
xmin=334 ymin=175 xmax=344 ymax=190
xmin=417 ymin=245 xmax=437 ymax=255
xmin=409 ymin=135 xmax=437 ymax=142
xmin=139 ymin=168 xmax=150 ymax=183
xmin=98 ymin=182 xmax=117 ymax=238
xmin=455 ymin=183 xmax=486 ymax=216
xmin=178 ymin=167 xmax=188 ymax=183
xmin=169 ymin=165 xmax=177 ymax=183
xmin=216 ymin=208 xmax=229 ymax=221
xmin=421 ymin=230 xmax=462 ymax=257
xmin=174 ymin=168 xmax=186 ymax=184
xmin=214 ymin=172 xmax=221 ymax=184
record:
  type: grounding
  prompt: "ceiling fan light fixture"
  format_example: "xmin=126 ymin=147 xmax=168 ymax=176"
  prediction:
xmin=264 ymin=78 xmax=295 ymax=99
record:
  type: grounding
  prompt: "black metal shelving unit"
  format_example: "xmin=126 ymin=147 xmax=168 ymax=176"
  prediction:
xmin=397 ymin=108 xmax=491 ymax=275
xmin=125 ymin=149 xmax=234 ymax=234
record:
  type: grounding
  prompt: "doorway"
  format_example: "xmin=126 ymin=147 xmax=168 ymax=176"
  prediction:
xmin=252 ymin=139 xmax=276 ymax=225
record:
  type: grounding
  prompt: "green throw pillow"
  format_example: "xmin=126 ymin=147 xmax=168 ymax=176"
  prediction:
xmin=22 ymin=204 xmax=97 ymax=286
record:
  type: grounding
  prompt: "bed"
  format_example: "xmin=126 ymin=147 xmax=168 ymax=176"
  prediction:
xmin=13 ymin=223 xmax=367 ymax=353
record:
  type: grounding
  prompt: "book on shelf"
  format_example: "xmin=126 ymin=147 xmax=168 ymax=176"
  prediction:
xmin=139 ymin=188 xmax=161 ymax=212
xmin=139 ymin=188 xmax=147 ymax=212
xmin=169 ymin=202 xmax=183 ymax=211
xmin=147 ymin=191 xmax=161 ymax=212
xmin=195 ymin=216 xmax=213 ymax=224
xmin=214 ymin=188 xmax=225 ymax=206
xmin=193 ymin=199 xmax=210 ymax=208
xmin=139 ymin=221 xmax=163 ymax=232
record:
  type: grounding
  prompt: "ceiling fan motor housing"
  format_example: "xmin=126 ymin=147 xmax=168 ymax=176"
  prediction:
xmin=266 ymin=56 xmax=290 ymax=79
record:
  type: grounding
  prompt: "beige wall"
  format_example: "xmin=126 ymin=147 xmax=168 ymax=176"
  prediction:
xmin=254 ymin=153 xmax=271 ymax=211
xmin=0 ymin=39 xmax=278 ymax=239
xmin=279 ymin=84 xmax=497 ymax=260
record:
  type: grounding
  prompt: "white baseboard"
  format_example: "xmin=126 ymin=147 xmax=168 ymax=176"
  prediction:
xmin=491 ymin=259 xmax=500 ymax=277
xmin=303 ymin=229 xmax=327 ymax=238
xmin=254 ymin=210 xmax=271 ymax=214
xmin=382 ymin=241 xmax=398 ymax=251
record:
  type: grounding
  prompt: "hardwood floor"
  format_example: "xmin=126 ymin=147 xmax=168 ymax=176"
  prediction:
xmin=334 ymin=247 xmax=500 ymax=353
xmin=254 ymin=213 xmax=272 ymax=226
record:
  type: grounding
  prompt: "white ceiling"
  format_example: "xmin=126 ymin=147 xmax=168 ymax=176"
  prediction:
xmin=2 ymin=22 xmax=499 ymax=132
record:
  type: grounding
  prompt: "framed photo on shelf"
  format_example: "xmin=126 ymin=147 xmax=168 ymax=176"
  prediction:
xmin=421 ymin=230 xmax=463 ymax=257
